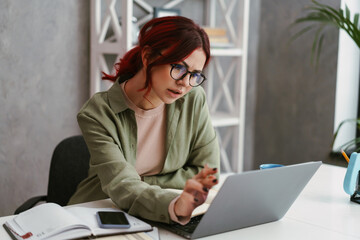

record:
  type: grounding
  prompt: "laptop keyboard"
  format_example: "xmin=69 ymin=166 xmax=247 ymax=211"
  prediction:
xmin=170 ymin=214 xmax=204 ymax=233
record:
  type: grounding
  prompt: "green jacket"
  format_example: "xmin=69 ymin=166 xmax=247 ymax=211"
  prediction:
xmin=68 ymin=80 xmax=220 ymax=223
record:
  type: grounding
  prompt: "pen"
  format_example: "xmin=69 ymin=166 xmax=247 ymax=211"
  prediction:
xmin=341 ymin=149 xmax=350 ymax=163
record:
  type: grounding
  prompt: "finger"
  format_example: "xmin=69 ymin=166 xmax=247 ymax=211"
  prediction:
xmin=194 ymin=164 xmax=208 ymax=180
xmin=184 ymin=179 xmax=209 ymax=195
xmin=199 ymin=175 xmax=219 ymax=189
xmin=202 ymin=164 xmax=218 ymax=175
xmin=194 ymin=165 xmax=218 ymax=180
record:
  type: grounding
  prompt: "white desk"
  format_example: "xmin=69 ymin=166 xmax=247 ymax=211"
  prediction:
xmin=1 ymin=164 xmax=359 ymax=239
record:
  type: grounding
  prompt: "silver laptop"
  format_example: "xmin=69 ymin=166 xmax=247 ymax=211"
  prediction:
xmin=156 ymin=161 xmax=322 ymax=239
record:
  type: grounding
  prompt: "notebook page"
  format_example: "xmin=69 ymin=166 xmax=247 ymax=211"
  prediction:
xmin=66 ymin=207 xmax=152 ymax=235
xmin=12 ymin=203 xmax=90 ymax=240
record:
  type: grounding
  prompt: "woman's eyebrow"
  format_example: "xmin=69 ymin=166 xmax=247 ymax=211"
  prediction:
xmin=182 ymin=61 xmax=202 ymax=73
xmin=182 ymin=61 xmax=189 ymax=68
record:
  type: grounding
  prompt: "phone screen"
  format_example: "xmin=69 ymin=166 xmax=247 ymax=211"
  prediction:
xmin=96 ymin=211 xmax=130 ymax=228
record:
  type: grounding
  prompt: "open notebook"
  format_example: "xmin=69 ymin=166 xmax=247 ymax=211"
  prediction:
xmin=3 ymin=204 xmax=152 ymax=240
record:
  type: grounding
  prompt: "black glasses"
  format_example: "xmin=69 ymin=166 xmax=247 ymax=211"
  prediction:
xmin=170 ymin=64 xmax=206 ymax=87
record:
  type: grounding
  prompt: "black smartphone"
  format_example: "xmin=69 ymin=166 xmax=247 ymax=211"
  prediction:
xmin=96 ymin=211 xmax=131 ymax=229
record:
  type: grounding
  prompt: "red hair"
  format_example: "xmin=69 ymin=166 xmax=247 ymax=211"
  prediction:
xmin=102 ymin=16 xmax=210 ymax=93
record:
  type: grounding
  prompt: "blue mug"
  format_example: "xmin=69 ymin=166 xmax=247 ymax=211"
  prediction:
xmin=259 ymin=164 xmax=284 ymax=170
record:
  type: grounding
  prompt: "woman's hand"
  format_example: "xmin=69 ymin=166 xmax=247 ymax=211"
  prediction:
xmin=174 ymin=164 xmax=218 ymax=219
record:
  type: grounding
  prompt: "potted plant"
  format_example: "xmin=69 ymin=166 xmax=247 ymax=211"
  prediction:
xmin=290 ymin=0 xmax=360 ymax=158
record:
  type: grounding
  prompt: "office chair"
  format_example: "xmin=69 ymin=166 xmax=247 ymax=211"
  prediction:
xmin=14 ymin=135 xmax=90 ymax=214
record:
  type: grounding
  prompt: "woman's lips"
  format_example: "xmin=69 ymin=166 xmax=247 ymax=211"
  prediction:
xmin=168 ymin=88 xmax=183 ymax=98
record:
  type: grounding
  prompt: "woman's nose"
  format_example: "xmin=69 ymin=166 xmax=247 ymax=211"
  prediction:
xmin=176 ymin=73 xmax=191 ymax=87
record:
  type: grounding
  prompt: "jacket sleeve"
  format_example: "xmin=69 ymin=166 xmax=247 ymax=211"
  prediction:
xmin=77 ymin=111 xmax=179 ymax=224
xmin=143 ymin=88 xmax=220 ymax=189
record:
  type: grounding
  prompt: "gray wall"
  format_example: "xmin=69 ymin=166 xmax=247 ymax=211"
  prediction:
xmin=0 ymin=1 xmax=89 ymax=216
xmin=250 ymin=0 xmax=339 ymax=169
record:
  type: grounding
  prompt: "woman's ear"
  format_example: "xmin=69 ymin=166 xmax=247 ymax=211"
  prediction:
xmin=141 ymin=46 xmax=152 ymax=69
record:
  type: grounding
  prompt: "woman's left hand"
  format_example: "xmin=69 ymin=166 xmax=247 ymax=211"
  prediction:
xmin=174 ymin=164 xmax=218 ymax=219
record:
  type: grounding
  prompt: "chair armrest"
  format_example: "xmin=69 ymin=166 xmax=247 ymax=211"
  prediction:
xmin=14 ymin=195 xmax=47 ymax=214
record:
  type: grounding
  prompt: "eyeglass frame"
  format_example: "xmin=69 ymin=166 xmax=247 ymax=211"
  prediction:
xmin=169 ymin=63 xmax=207 ymax=87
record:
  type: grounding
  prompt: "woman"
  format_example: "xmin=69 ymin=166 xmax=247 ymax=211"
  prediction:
xmin=68 ymin=16 xmax=220 ymax=225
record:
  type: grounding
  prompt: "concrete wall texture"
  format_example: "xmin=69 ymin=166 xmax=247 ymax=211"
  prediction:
xmin=0 ymin=0 xmax=89 ymax=216
xmin=252 ymin=0 xmax=339 ymax=169
xmin=0 ymin=0 xmax=341 ymax=216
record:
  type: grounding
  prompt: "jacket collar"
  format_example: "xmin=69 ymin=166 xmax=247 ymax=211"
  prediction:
xmin=107 ymin=78 xmax=129 ymax=114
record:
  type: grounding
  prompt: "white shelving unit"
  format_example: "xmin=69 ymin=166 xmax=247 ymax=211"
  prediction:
xmin=90 ymin=0 xmax=249 ymax=173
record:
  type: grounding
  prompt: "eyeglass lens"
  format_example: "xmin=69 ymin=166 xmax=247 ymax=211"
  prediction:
xmin=170 ymin=64 xmax=205 ymax=87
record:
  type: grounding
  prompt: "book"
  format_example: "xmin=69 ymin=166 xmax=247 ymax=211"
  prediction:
xmin=203 ymin=27 xmax=227 ymax=37
xmin=97 ymin=233 xmax=152 ymax=240
xmin=3 ymin=203 xmax=152 ymax=240
xmin=96 ymin=227 xmax=158 ymax=240
xmin=202 ymin=27 xmax=233 ymax=48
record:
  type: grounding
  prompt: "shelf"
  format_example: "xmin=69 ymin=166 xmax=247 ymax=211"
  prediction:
xmin=210 ymin=48 xmax=243 ymax=57
xmin=90 ymin=0 xmax=249 ymax=173
xmin=211 ymin=113 xmax=240 ymax=127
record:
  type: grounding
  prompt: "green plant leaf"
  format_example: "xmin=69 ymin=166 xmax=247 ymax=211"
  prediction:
xmin=315 ymin=33 xmax=325 ymax=68
xmin=332 ymin=119 xmax=357 ymax=146
xmin=341 ymin=138 xmax=357 ymax=151
xmin=288 ymin=25 xmax=314 ymax=44
xmin=345 ymin=5 xmax=351 ymax=20
xmin=290 ymin=0 xmax=360 ymax=67
xmin=332 ymin=118 xmax=360 ymax=151
xmin=311 ymin=25 xmax=325 ymax=65
xmin=354 ymin=13 xmax=359 ymax=28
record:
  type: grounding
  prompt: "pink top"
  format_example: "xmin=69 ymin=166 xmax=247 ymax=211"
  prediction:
xmin=120 ymin=82 xmax=189 ymax=225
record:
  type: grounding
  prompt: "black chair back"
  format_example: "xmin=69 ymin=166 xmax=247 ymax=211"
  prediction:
xmin=47 ymin=135 xmax=90 ymax=206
